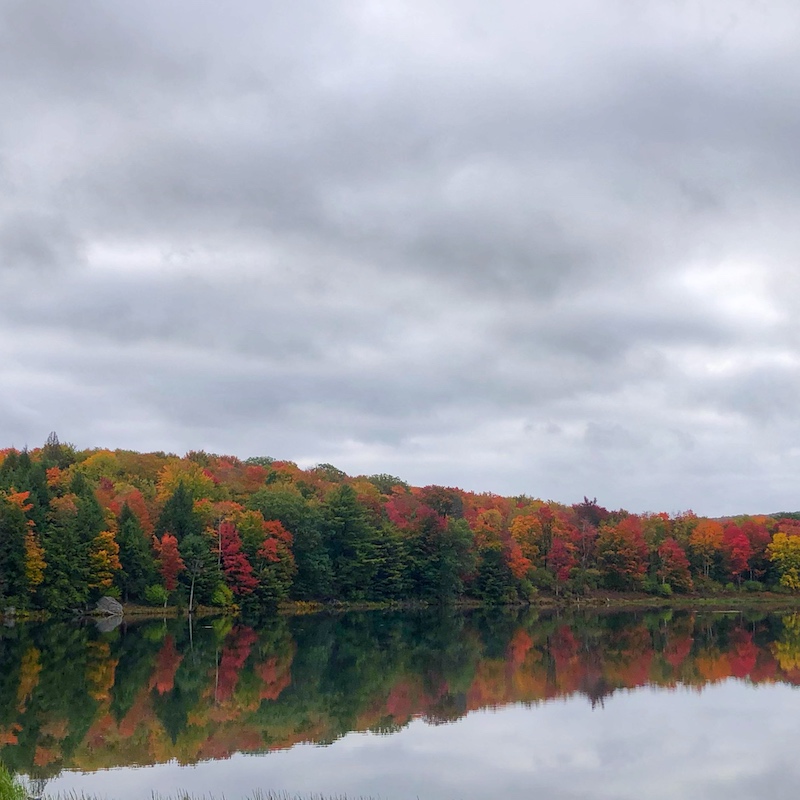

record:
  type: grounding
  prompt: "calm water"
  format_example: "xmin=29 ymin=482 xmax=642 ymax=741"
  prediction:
xmin=2 ymin=608 xmax=800 ymax=799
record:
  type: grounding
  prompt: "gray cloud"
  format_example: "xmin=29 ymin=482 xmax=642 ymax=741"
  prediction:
xmin=2 ymin=0 xmax=800 ymax=513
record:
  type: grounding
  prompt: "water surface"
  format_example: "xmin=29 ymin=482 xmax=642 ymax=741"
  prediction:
xmin=2 ymin=608 xmax=799 ymax=799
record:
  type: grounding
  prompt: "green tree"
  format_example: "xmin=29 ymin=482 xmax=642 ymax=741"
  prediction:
xmin=0 ymin=492 xmax=30 ymax=604
xmin=248 ymin=486 xmax=332 ymax=600
xmin=156 ymin=482 xmax=202 ymax=542
xmin=370 ymin=523 xmax=409 ymax=600
xmin=323 ymin=484 xmax=378 ymax=600
xmin=40 ymin=431 xmax=77 ymax=469
xmin=40 ymin=480 xmax=104 ymax=611
xmin=180 ymin=533 xmax=220 ymax=610
xmin=475 ymin=543 xmax=517 ymax=604
xmin=407 ymin=517 xmax=475 ymax=603
xmin=116 ymin=503 xmax=157 ymax=602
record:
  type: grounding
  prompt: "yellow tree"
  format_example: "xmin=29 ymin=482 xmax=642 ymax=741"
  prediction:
xmin=156 ymin=459 xmax=216 ymax=502
xmin=473 ymin=509 xmax=504 ymax=549
xmin=24 ymin=528 xmax=46 ymax=591
xmin=689 ymin=519 xmax=724 ymax=579
xmin=89 ymin=530 xmax=122 ymax=593
xmin=509 ymin=514 xmax=541 ymax=566
xmin=16 ymin=647 xmax=42 ymax=713
xmin=78 ymin=450 xmax=123 ymax=482
xmin=768 ymin=532 xmax=800 ymax=592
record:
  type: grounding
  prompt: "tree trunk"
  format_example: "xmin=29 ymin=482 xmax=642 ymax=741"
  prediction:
xmin=189 ymin=573 xmax=196 ymax=615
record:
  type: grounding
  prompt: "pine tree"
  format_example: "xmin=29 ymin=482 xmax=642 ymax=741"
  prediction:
xmin=0 ymin=492 xmax=32 ymax=604
xmin=116 ymin=504 xmax=157 ymax=602
xmin=323 ymin=484 xmax=378 ymax=601
xmin=156 ymin=482 xmax=202 ymax=542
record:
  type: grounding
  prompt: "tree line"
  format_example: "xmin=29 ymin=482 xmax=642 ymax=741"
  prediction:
xmin=2 ymin=434 xmax=800 ymax=613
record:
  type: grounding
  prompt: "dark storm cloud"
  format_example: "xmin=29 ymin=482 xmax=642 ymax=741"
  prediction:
xmin=3 ymin=0 xmax=800 ymax=512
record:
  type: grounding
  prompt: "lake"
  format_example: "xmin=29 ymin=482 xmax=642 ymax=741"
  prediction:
xmin=2 ymin=607 xmax=800 ymax=799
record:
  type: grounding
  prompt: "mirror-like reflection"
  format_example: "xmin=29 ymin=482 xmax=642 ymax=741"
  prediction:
xmin=2 ymin=608 xmax=800 ymax=796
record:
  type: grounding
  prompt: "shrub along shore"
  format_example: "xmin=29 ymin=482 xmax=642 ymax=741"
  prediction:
xmin=3 ymin=434 xmax=800 ymax=619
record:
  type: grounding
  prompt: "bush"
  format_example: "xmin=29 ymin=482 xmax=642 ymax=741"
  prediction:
xmin=211 ymin=584 xmax=235 ymax=608
xmin=519 ymin=579 xmax=538 ymax=602
xmin=658 ymin=583 xmax=673 ymax=598
xmin=144 ymin=584 xmax=168 ymax=606
xmin=694 ymin=576 xmax=723 ymax=595
xmin=724 ymin=582 xmax=737 ymax=593
xmin=642 ymin=577 xmax=660 ymax=595
xmin=744 ymin=580 xmax=765 ymax=593
xmin=530 ymin=568 xmax=555 ymax=591
xmin=571 ymin=568 xmax=602 ymax=594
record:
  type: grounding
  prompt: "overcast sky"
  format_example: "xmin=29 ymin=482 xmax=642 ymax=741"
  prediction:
xmin=2 ymin=0 xmax=800 ymax=515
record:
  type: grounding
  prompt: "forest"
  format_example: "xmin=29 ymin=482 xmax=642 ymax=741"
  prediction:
xmin=2 ymin=434 xmax=800 ymax=615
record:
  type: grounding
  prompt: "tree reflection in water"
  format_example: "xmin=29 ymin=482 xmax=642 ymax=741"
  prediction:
xmin=0 ymin=608 xmax=799 ymax=782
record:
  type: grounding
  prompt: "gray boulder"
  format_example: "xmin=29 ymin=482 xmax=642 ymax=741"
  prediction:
xmin=96 ymin=596 xmax=124 ymax=616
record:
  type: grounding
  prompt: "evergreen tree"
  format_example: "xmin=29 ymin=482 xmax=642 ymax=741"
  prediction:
xmin=323 ymin=485 xmax=378 ymax=601
xmin=370 ymin=523 xmax=409 ymax=601
xmin=291 ymin=511 xmax=332 ymax=600
xmin=22 ymin=462 xmax=49 ymax=532
xmin=248 ymin=487 xmax=331 ymax=600
xmin=0 ymin=493 xmax=30 ymax=604
xmin=40 ymin=431 xmax=77 ymax=469
xmin=0 ymin=449 xmax=20 ymax=489
xmin=116 ymin=504 xmax=157 ymax=602
xmin=475 ymin=544 xmax=517 ymax=604
xmin=436 ymin=519 xmax=475 ymax=602
xmin=41 ymin=497 xmax=87 ymax=610
xmin=406 ymin=516 xmax=474 ymax=603
xmin=156 ymin=482 xmax=202 ymax=542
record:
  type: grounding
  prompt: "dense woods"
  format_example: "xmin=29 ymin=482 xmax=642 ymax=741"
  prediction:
xmin=2 ymin=434 xmax=800 ymax=614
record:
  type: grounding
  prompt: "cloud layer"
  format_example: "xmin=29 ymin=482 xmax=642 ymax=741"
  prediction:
xmin=3 ymin=0 xmax=800 ymax=514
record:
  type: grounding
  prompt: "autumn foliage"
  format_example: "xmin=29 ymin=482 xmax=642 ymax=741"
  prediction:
xmin=154 ymin=534 xmax=184 ymax=593
xmin=2 ymin=435 xmax=800 ymax=613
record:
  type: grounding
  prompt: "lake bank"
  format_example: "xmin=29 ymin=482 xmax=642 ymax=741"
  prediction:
xmin=14 ymin=589 xmax=800 ymax=624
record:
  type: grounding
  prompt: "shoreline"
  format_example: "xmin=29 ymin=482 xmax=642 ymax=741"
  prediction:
xmin=10 ymin=590 xmax=799 ymax=623
xmin=8 ymin=590 xmax=800 ymax=625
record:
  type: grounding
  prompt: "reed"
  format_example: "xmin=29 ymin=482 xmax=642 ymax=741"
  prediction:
xmin=31 ymin=790 xmax=376 ymax=800
xmin=0 ymin=766 xmax=27 ymax=800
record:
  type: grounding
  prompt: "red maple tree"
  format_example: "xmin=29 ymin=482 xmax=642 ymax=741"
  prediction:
xmin=154 ymin=533 xmax=185 ymax=592
xmin=220 ymin=521 xmax=258 ymax=596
